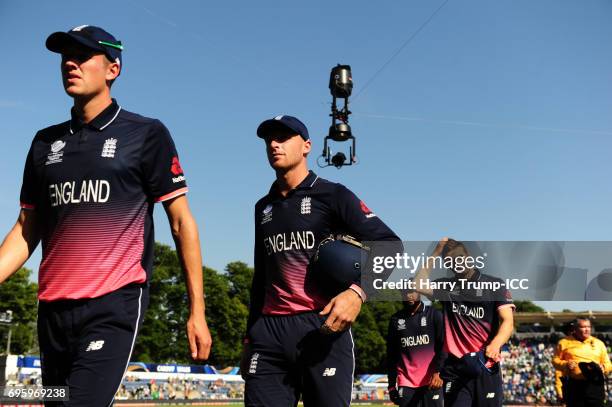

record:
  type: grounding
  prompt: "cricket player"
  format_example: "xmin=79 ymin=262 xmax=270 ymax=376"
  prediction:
xmin=387 ymin=287 xmax=445 ymax=407
xmin=0 ymin=25 xmax=211 ymax=405
xmin=243 ymin=115 xmax=400 ymax=406
xmin=415 ymin=238 xmax=515 ymax=407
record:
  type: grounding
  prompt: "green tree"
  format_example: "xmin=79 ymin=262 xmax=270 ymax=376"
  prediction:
xmin=134 ymin=243 xmax=189 ymax=363
xmin=0 ymin=268 xmax=38 ymax=354
xmin=352 ymin=301 xmax=403 ymax=373
xmin=134 ymin=243 xmax=248 ymax=367
xmin=225 ymin=261 xmax=254 ymax=308
xmin=368 ymin=301 xmax=403 ymax=335
xmin=514 ymin=300 xmax=545 ymax=313
xmin=204 ymin=266 xmax=248 ymax=367
xmin=352 ymin=304 xmax=386 ymax=374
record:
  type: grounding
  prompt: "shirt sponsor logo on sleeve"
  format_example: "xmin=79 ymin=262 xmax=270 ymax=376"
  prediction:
xmin=171 ymin=156 xmax=183 ymax=175
xmin=170 ymin=156 xmax=186 ymax=183
xmin=46 ymin=140 xmax=66 ymax=165
xmin=360 ymin=200 xmax=377 ymax=219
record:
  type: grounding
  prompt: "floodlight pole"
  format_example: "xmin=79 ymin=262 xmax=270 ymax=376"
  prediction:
xmin=5 ymin=327 xmax=11 ymax=355
xmin=1 ymin=310 xmax=13 ymax=355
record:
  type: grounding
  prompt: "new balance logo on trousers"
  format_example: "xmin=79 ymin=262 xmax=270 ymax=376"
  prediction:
xmin=85 ymin=340 xmax=105 ymax=351
xmin=322 ymin=367 xmax=336 ymax=376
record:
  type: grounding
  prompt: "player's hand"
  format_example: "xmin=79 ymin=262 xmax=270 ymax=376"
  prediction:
xmin=429 ymin=372 xmax=443 ymax=390
xmin=187 ymin=313 xmax=212 ymax=361
xmin=319 ymin=288 xmax=362 ymax=333
xmin=567 ymin=360 xmax=578 ymax=371
xmin=485 ymin=343 xmax=501 ymax=362
xmin=388 ymin=387 xmax=401 ymax=405
xmin=432 ymin=237 xmax=449 ymax=256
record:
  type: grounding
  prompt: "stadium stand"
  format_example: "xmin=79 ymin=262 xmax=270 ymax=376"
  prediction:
xmin=3 ymin=314 xmax=611 ymax=404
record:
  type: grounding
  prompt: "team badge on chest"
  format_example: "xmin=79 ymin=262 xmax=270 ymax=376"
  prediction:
xmin=300 ymin=196 xmax=311 ymax=215
xmin=101 ymin=138 xmax=117 ymax=158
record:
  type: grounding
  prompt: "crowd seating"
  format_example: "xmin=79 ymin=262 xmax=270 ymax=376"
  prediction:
xmin=6 ymin=334 xmax=611 ymax=404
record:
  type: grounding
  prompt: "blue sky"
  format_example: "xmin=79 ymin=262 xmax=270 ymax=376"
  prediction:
xmin=1 ymin=0 xmax=611 ymax=311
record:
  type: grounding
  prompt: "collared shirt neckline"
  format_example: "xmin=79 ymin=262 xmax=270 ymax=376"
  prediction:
xmin=69 ymin=99 xmax=122 ymax=134
xmin=268 ymin=170 xmax=319 ymax=200
xmin=454 ymin=268 xmax=482 ymax=283
xmin=403 ymin=301 xmax=425 ymax=317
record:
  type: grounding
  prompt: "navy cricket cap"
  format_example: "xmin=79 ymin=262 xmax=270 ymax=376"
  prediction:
xmin=257 ymin=115 xmax=310 ymax=140
xmin=46 ymin=25 xmax=123 ymax=67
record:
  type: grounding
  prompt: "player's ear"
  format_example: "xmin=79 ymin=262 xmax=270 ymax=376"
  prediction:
xmin=106 ymin=60 xmax=120 ymax=82
xmin=303 ymin=139 xmax=312 ymax=155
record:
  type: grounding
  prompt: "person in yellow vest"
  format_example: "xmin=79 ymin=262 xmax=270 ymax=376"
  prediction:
xmin=553 ymin=318 xmax=611 ymax=407
xmin=554 ymin=325 xmax=576 ymax=402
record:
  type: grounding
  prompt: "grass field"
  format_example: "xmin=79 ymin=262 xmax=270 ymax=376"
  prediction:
xmin=115 ymin=403 xmax=387 ymax=406
xmin=2 ymin=400 xmax=387 ymax=406
xmin=168 ymin=404 xmax=383 ymax=407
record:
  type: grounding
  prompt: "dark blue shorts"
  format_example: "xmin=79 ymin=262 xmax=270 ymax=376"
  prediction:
xmin=441 ymin=355 xmax=503 ymax=407
xmin=244 ymin=312 xmax=355 ymax=407
xmin=38 ymin=283 xmax=148 ymax=406
xmin=397 ymin=386 xmax=443 ymax=407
